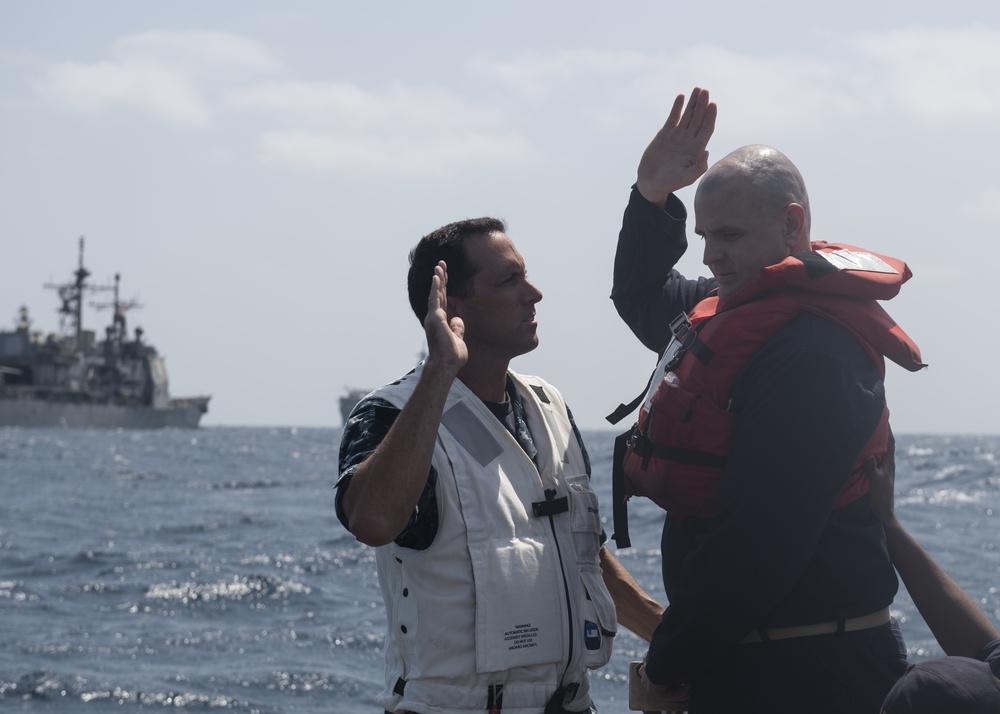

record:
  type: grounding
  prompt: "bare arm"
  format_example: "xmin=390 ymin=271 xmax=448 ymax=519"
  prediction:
xmin=866 ymin=429 xmax=1000 ymax=657
xmin=599 ymin=547 xmax=664 ymax=642
xmin=598 ymin=549 xmax=689 ymax=707
xmin=341 ymin=262 xmax=467 ymax=546
xmin=635 ymin=87 xmax=717 ymax=207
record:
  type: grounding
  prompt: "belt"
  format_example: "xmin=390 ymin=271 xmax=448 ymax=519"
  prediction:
xmin=740 ymin=607 xmax=890 ymax=644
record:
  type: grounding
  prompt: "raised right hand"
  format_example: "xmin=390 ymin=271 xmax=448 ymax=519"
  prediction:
xmin=424 ymin=261 xmax=468 ymax=374
xmin=636 ymin=86 xmax=717 ymax=206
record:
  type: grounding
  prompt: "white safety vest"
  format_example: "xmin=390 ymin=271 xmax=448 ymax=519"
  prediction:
xmin=372 ymin=364 xmax=616 ymax=714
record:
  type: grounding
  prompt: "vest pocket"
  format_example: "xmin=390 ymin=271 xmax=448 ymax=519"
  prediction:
xmin=565 ymin=474 xmax=602 ymax=565
xmin=579 ymin=568 xmax=616 ymax=669
xmin=625 ymin=380 xmax=737 ymax=517
xmin=563 ymin=475 xmax=616 ymax=669
xmin=468 ymin=537 xmax=564 ymax=673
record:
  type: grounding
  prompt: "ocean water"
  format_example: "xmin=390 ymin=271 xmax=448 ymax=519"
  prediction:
xmin=1 ymin=427 xmax=997 ymax=713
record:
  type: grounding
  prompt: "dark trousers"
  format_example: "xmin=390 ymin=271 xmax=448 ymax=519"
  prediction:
xmin=689 ymin=621 xmax=908 ymax=714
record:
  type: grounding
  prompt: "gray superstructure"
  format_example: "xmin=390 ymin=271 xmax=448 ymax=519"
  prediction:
xmin=0 ymin=238 xmax=210 ymax=429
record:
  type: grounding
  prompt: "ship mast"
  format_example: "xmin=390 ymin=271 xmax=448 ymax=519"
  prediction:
xmin=44 ymin=236 xmax=113 ymax=344
xmin=90 ymin=272 xmax=142 ymax=343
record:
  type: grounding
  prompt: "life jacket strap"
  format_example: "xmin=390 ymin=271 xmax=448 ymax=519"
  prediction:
xmin=606 ymin=311 xmax=695 ymax=426
xmin=611 ymin=428 xmax=633 ymax=549
xmin=629 ymin=437 xmax=729 ymax=469
xmin=606 ymin=387 xmax=647 ymax=426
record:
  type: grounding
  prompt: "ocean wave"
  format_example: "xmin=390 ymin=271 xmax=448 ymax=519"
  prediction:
xmin=0 ymin=579 xmax=38 ymax=602
xmin=201 ymin=479 xmax=283 ymax=491
xmin=145 ymin=574 xmax=311 ymax=605
xmin=0 ymin=671 xmax=251 ymax=709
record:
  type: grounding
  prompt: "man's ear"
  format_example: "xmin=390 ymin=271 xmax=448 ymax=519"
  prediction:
xmin=782 ymin=203 xmax=806 ymax=248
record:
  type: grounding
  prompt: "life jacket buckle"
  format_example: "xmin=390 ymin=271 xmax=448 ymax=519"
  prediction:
xmin=662 ymin=311 xmax=695 ymax=371
xmin=624 ymin=422 xmax=654 ymax=470
xmin=625 ymin=421 xmax=640 ymax=449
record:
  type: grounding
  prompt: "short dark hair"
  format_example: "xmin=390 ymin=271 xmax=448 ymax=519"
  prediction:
xmin=407 ymin=217 xmax=507 ymax=322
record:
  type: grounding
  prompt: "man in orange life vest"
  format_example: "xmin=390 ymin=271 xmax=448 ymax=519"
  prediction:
xmin=611 ymin=87 xmax=926 ymax=712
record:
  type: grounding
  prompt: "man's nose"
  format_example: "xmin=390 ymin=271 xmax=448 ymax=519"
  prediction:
xmin=526 ymin=280 xmax=543 ymax=303
xmin=702 ymin=238 xmax=723 ymax=267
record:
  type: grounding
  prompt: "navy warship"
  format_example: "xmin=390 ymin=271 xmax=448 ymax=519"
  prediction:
xmin=0 ymin=238 xmax=210 ymax=429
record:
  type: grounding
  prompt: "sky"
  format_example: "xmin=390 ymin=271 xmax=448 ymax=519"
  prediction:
xmin=1 ymin=1 xmax=999 ymax=434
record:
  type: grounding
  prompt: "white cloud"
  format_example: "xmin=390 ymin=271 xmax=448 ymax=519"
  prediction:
xmin=468 ymin=49 xmax=651 ymax=98
xmin=849 ymin=26 xmax=1000 ymax=123
xmin=255 ymin=129 xmax=539 ymax=178
xmin=229 ymin=79 xmax=534 ymax=176
xmin=112 ymin=30 xmax=280 ymax=77
xmin=226 ymin=80 xmax=506 ymax=131
xmin=34 ymin=30 xmax=279 ymax=127
xmin=626 ymin=46 xmax=864 ymax=134
xmin=32 ymin=24 xmax=1000 ymax=173
xmin=468 ymin=27 xmax=1000 ymax=133
xmin=36 ymin=59 xmax=214 ymax=126
xmin=468 ymin=45 xmax=864 ymax=136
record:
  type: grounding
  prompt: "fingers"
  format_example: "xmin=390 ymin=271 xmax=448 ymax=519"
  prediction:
xmin=699 ymin=99 xmax=718 ymax=140
xmin=686 ymin=87 xmax=717 ymax=143
xmin=678 ymin=87 xmax=706 ymax=126
xmin=863 ymin=424 xmax=897 ymax=497
xmin=665 ymin=88 xmax=707 ymax=133
xmin=663 ymin=93 xmax=685 ymax=130
xmin=679 ymin=87 xmax=703 ymax=130
xmin=637 ymin=87 xmax=716 ymax=202
xmin=427 ymin=261 xmax=448 ymax=317
xmin=435 ymin=260 xmax=447 ymax=294
xmin=884 ymin=424 xmax=896 ymax=475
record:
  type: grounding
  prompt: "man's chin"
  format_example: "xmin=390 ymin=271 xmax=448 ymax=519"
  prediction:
xmin=512 ymin=336 xmax=540 ymax=358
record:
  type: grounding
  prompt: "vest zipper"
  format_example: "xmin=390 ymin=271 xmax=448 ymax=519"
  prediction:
xmin=542 ymin=487 xmax=575 ymax=691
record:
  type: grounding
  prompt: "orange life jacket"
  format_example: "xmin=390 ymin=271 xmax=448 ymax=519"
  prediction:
xmin=617 ymin=242 xmax=925 ymax=535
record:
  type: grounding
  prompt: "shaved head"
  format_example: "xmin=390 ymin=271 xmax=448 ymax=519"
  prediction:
xmin=694 ymin=145 xmax=813 ymax=297
xmin=697 ymin=145 xmax=811 ymax=242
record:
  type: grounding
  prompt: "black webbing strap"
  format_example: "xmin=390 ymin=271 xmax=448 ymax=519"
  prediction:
xmin=532 ymin=489 xmax=569 ymax=517
xmin=606 ymin=337 xmax=669 ymax=426
xmin=393 ymin=677 xmax=406 ymax=696
xmin=611 ymin=429 xmax=632 ymax=549
xmin=606 ymin=312 xmax=696 ymax=426
xmin=532 ymin=497 xmax=569 ymax=517
xmin=688 ymin=334 xmax=715 ymax=365
xmin=628 ymin=439 xmax=728 ymax=469
xmin=487 ymin=683 xmax=503 ymax=711
xmin=543 ymin=682 xmax=580 ymax=714
xmin=606 ymin=379 xmax=651 ymax=426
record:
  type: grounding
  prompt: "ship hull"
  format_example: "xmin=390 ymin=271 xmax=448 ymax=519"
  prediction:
xmin=0 ymin=398 xmax=209 ymax=429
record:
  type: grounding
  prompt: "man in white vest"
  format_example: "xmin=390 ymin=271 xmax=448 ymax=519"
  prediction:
xmin=336 ymin=218 xmax=662 ymax=714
